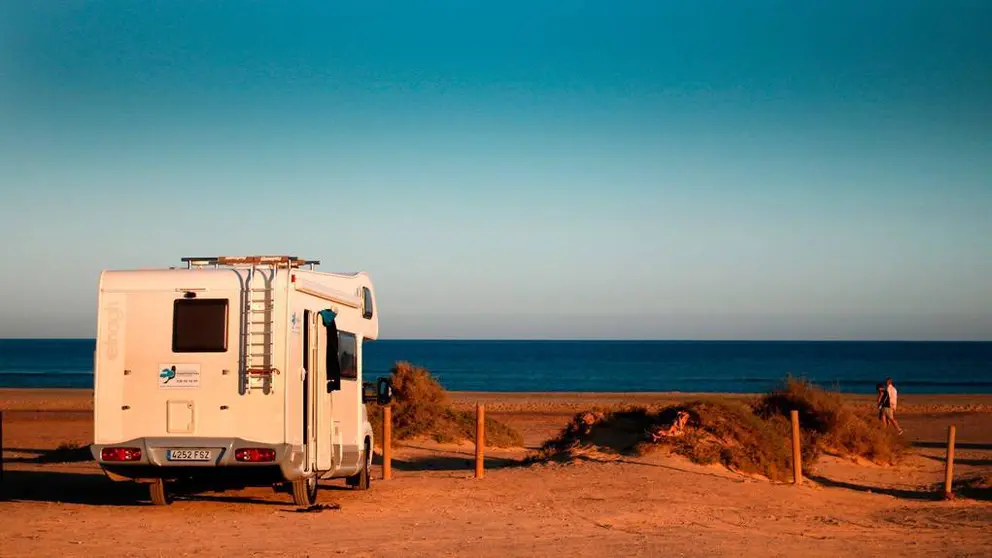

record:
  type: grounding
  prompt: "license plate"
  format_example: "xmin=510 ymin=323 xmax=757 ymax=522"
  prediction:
xmin=167 ymin=449 xmax=212 ymax=461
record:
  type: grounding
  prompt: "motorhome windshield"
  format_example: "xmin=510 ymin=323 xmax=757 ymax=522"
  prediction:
xmin=172 ymin=298 xmax=229 ymax=352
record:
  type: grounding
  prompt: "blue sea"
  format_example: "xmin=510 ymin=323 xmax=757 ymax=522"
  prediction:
xmin=1 ymin=339 xmax=991 ymax=394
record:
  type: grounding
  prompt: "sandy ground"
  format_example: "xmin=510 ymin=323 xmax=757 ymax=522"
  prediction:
xmin=1 ymin=389 xmax=990 ymax=557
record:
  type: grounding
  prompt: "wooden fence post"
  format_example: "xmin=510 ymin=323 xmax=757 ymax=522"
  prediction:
xmin=944 ymin=425 xmax=956 ymax=499
xmin=383 ymin=405 xmax=392 ymax=481
xmin=791 ymin=410 xmax=802 ymax=485
xmin=475 ymin=403 xmax=485 ymax=479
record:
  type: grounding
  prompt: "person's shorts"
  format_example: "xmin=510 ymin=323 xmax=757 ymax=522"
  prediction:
xmin=883 ymin=407 xmax=895 ymax=420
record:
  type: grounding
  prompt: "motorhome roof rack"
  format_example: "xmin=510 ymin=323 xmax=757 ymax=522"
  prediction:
xmin=180 ymin=256 xmax=321 ymax=270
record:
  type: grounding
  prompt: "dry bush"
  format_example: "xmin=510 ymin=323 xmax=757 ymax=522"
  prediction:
xmin=664 ymin=400 xmax=815 ymax=481
xmin=754 ymin=376 xmax=909 ymax=464
xmin=367 ymin=361 xmax=523 ymax=447
xmin=534 ymin=400 xmax=811 ymax=482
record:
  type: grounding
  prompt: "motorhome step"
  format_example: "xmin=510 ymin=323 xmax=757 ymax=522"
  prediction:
xmin=249 ymin=320 xmax=274 ymax=325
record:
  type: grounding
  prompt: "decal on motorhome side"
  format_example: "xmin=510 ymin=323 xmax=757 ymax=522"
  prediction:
xmin=158 ymin=364 xmax=201 ymax=388
xmin=103 ymin=302 xmax=123 ymax=360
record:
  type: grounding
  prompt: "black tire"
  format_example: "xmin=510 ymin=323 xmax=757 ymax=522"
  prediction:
xmin=346 ymin=439 xmax=372 ymax=490
xmin=149 ymin=479 xmax=172 ymax=506
xmin=292 ymin=476 xmax=318 ymax=507
xmin=355 ymin=440 xmax=371 ymax=490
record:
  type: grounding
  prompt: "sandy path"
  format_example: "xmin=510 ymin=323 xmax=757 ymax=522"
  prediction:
xmin=1 ymin=390 xmax=990 ymax=557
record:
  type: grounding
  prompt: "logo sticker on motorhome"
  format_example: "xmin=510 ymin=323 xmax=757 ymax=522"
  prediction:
xmin=158 ymin=364 xmax=201 ymax=388
xmin=290 ymin=311 xmax=300 ymax=334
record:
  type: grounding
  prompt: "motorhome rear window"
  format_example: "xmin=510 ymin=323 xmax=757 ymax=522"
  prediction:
xmin=172 ymin=299 xmax=229 ymax=352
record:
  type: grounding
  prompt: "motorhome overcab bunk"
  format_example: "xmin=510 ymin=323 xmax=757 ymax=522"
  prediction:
xmin=90 ymin=255 xmax=393 ymax=506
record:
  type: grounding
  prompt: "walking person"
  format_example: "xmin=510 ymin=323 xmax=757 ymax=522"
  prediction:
xmin=876 ymin=383 xmax=889 ymax=426
xmin=883 ymin=377 xmax=904 ymax=435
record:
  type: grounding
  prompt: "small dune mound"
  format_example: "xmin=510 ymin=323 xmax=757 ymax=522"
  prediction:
xmin=368 ymin=362 xmax=523 ymax=447
xmin=754 ymin=376 xmax=909 ymax=464
xmin=535 ymin=406 xmax=652 ymax=460
xmin=535 ymin=400 xmax=811 ymax=482
xmin=535 ymin=377 xmax=908 ymax=481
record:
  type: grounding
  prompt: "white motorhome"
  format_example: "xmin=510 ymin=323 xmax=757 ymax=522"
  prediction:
xmin=90 ymin=255 xmax=393 ymax=506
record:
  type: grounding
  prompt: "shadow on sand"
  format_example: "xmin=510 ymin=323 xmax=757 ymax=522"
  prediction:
xmin=808 ymin=474 xmax=939 ymax=501
xmin=0 ymin=469 xmax=145 ymax=505
xmin=953 ymin=478 xmax=992 ymax=501
xmin=182 ymin=492 xmax=291 ymax=506
xmin=912 ymin=441 xmax=992 ymax=451
xmin=0 ymin=466 xmax=351 ymax=506
xmin=372 ymin=452 xmax=520 ymax=472
xmin=4 ymin=446 xmax=94 ymax=464
xmin=919 ymin=453 xmax=992 ymax=466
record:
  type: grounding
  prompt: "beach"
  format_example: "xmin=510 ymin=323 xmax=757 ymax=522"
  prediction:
xmin=1 ymin=388 xmax=990 ymax=557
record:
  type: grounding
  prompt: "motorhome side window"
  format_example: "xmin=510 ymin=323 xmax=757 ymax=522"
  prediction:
xmin=172 ymin=299 xmax=229 ymax=352
xmin=362 ymin=287 xmax=373 ymax=320
xmin=338 ymin=332 xmax=357 ymax=380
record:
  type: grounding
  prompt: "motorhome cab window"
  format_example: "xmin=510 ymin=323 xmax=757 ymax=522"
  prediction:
xmin=172 ymin=299 xmax=229 ymax=352
xmin=338 ymin=332 xmax=357 ymax=379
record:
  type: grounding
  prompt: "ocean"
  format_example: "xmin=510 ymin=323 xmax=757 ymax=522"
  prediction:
xmin=2 ymin=339 xmax=991 ymax=394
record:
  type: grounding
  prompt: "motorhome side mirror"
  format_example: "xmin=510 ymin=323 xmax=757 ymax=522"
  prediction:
xmin=376 ymin=377 xmax=393 ymax=405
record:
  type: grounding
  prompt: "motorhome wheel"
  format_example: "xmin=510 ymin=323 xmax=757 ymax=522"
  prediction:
xmin=149 ymin=479 xmax=172 ymax=506
xmin=347 ymin=439 xmax=372 ymax=490
xmin=292 ymin=476 xmax=318 ymax=506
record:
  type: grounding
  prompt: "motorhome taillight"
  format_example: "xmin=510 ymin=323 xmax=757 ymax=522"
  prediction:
xmin=101 ymin=447 xmax=142 ymax=462
xmin=234 ymin=448 xmax=276 ymax=462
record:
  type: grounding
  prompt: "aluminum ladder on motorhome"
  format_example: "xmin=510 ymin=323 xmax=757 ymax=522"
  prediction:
xmin=243 ymin=263 xmax=276 ymax=394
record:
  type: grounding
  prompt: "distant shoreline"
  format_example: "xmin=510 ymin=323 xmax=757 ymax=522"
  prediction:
xmin=4 ymin=338 xmax=990 ymax=394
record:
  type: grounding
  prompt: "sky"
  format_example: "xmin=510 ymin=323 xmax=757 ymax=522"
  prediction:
xmin=0 ymin=1 xmax=990 ymax=340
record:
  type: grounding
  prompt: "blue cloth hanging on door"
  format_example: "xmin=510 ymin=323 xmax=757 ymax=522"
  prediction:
xmin=318 ymin=309 xmax=337 ymax=327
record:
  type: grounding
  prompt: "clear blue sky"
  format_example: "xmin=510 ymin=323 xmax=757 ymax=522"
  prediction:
xmin=1 ymin=1 xmax=990 ymax=339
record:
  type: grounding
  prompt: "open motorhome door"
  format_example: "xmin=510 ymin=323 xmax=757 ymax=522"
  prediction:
xmin=315 ymin=309 xmax=341 ymax=471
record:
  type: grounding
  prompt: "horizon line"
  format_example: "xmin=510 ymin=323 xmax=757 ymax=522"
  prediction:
xmin=1 ymin=337 xmax=990 ymax=343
